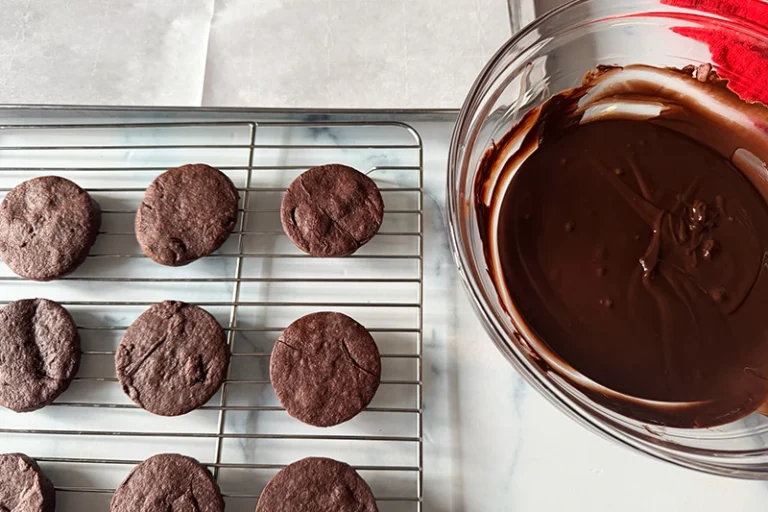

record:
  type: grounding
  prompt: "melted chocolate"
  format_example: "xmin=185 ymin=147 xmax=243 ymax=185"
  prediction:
xmin=477 ymin=65 xmax=768 ymax=427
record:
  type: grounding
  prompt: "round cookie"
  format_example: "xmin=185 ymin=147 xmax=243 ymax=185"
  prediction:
xmin=116 ymin=301 xmax=229 ymax=416
xmin=0 ymin=176 xmax=101 ymax=280
xmin=0 ymin=299 xmax=80 ymax=412
xmin=256 ymin=457 xmax=378 ymax=512
xmin=280 ymin=164 xmax=384 ymax=257
xmin=270 ymin=312 xmax=381 ymax=427
xmin=0 ymin=453 xmax=56 ymax=512
xmin=135 ymin=164 xmax=239 ymax=266
xmin=110 ymin=453 xmax=223 ymax=512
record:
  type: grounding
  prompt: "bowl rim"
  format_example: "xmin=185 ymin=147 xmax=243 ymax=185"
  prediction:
xmin=446 ymin=0 xmax=768 ymax=479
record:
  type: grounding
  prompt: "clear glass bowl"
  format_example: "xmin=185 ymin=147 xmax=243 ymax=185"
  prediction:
xmin=447 ymin=0 xmax=768 ymax=477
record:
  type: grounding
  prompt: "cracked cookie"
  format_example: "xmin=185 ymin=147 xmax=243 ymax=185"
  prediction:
xmin=115 ymin=301 xmax=229 ymax=416
xmin=0 ymin=176 xmax=101 ymax=281
xmin=256 ymin=457 xmax=378 ymax=512
xmin=135 ymin=164 xmax=239 ymax=266
xmin=110 ymin=453 xmax=224 ymax=512
xmin=280 ymin=164 xmax=384 ymax=257
xmin=0 ymin=299 xmax=80 ymax=413
xmin=0 ymin=453 xmax=56 ymax=512
xmin=270 ymin=312 xmax=381 ymax=427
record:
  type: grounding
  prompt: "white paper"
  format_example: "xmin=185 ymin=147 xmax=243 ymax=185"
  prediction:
xmin=0 ymin=0 xmax=513 ymax=108
xmin=202 ymin=0 xmax=512 ymax=108
xmin=0 ymin=0 xmax=215 ymax=105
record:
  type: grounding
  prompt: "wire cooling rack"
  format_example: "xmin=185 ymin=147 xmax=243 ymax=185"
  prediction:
xmin=0 ymin=118 xmax=423 ymax=512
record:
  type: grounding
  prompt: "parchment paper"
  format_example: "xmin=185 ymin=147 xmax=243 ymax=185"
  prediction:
xmin=0 ymin=0 xmax=514 ymax=108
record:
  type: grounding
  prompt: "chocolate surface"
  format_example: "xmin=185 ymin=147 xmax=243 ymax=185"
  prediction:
xmin=0 ymin=176 xmax=101 ymax=280
xmin=0 ymin=453 xmax=55 ymax=512
xmin=281 ymin=164 xmax=384 ymax=257
xmin=135 ymin=164 xmax=239 ymax=266
xmin=0 ymin=299 xmax=80 ymax=413
xmin=255 ymin=457 xmax=378 ymax=512
xmin=110 ymin=453 xmax=223 ymax=512
xmin=270 ymin=312 xmax=381 ymax=427
xmin=477 ymin=65 xmax=768 ymax=427
xmin=116 ymin=301 xmax=229 ymax=416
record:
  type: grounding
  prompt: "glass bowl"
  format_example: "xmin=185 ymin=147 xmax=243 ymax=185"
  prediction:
xmin=447 ymin=0 xmax=768 ymax=477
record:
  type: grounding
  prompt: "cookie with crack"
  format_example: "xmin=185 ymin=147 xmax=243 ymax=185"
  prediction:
xmin=270 ymin=312 xmax=381 ymax=427
xmin=0 ymin=453 xmax=56 ymax=512
xmin=115 ymin=301 xmax=229 ymax=416
xmin=256 ymin=457 xmax=378 ymax=512
xmin=110 ymin=453 xmax=224 ymax=512
xmin=280 ymin=164 xmax=384 ymax=257
xmin=0 ymin=298 xmax=80 ymax=413
xmin=135 ymin=164 xmax=239 ymax=266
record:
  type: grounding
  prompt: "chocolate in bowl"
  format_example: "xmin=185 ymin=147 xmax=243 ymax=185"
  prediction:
xmin=448 ymin=0 xmax=768 ymax=477
xmin=475 ymin=64 xmax=768 ymax=428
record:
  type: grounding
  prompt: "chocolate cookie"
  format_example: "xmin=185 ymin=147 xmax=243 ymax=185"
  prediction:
xmin=135 ymin=164 xmax=239 ymax=266
xmin=281 ymin=164 xmax=384 ymax=257
xmin=0 ymin=176 xmax=101 ymax=280
xmin=256 ymin=457 xmax=378 ymax=512
xmin=110 ymin=453 xmax=223 ymax=512
xmin=116 ymin=301 xmax=229 ymax=416
xmin=270 ymin=312 xmax=381 ymax=427
xmin=0 ymin=299 xmax=80 ymax=413
xmin=0 ymin=453 xmax=56 ymax=512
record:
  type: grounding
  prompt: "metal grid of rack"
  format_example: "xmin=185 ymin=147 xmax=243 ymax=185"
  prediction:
xmin=0 ymin=118 xmax=424 ymax=512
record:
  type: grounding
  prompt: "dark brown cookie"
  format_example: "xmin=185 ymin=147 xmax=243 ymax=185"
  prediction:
xmin=0 ymin=453 xmax=56 ymax=512
xmin=270 ymin=312 xmax=381 ymax=427
xmin=256 ymin=457 xmax=378 ymax=512
xmin=110 ymin=453 xmax=224 ymax=512
xmin=280 ymin=164 xmax=384 ymax=257
xmin=0 ymin=176 xmax=101 ymax=280
xmin=116 ymin=301 xmax=229 ymax=416
xmin=135 ymin=164 xmax=239 ymax=266
xmin=0 ymin=299 xmax=80 ymax=413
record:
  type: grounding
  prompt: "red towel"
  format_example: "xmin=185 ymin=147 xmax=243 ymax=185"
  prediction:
xmin=662 ymin=0 xmax=768 ymax=103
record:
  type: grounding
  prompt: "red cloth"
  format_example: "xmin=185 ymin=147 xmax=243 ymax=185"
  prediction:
xmin=661 ymin=0 xmax=768 ymax=103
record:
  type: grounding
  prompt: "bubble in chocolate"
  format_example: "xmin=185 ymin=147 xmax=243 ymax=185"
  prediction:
xmin=710 ymin=287 xmax=727 ymax=304
xmin=596 ymin=267 xmax=607 ymax=277
xmin=565 ymin=222 xmax=575 ymax=232
xmin=613 ymin=168 xmax=624 ymax=176
xmin=702 ymin=239 xmax=718 ymax=260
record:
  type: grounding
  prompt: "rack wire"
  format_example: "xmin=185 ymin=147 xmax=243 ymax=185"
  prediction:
xmin=0 ymin=118 xmax=424 ymax=511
